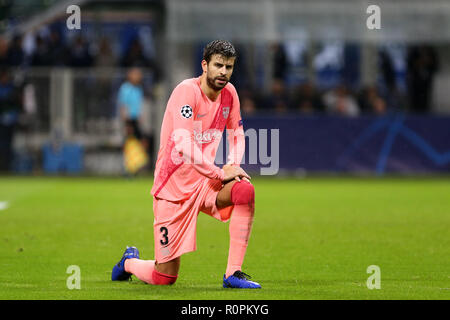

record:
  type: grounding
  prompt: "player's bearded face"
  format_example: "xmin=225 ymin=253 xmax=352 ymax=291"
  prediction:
xmin=205 ymin=55 xmax=235 ymax=91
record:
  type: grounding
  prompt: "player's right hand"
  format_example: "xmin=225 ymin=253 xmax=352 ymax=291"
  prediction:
xmin=222 ymin=164 xmax=251 ymax=183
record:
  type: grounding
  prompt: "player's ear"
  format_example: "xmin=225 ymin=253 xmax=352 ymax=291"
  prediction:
xmin=201 ymin=60 xmax=208 ymax=73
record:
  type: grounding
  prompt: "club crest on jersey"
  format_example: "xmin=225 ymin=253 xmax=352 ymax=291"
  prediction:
xmin=180 ymin=105 xmax=193 ymax=119
xmin=222 ymin=106 xmax=230 ymax=119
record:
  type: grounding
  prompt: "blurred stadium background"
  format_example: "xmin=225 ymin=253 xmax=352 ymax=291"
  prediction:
xmin=0 ymin=0 xmax=449 ymax=176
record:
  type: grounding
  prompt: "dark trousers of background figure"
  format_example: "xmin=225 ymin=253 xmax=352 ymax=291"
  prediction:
xmin=408 ymin=79 xmax=433 ymax=113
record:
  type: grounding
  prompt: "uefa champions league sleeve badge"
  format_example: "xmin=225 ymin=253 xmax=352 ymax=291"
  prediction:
xmin=180 ymin=105 xmax=193 ymax=119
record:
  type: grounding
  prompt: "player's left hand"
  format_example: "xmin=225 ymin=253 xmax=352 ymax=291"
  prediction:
xmin=239 ymin=176 xmax=251 ymax=183
xmin=223 ymin=164 xmax=251 ymax=183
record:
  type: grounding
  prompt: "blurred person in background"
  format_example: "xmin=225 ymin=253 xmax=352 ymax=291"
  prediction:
xmin=118 ymin=67 xmax=145 ymax=142
xmin=0 ymin=37 xmax=9 ymax=67
xmin=379 ymin=49 xmax=396 ymax=97
xmin=0 ymin=69 xmax=22 ymax=172
xmin=31 ymin=35 xmax=51 ymax=66
xmin=95 ymin=37 xmax=117 ymax=67
xmin=239 ymin=88 xmax=257 ymax=116
xmin=68 ymin=35 xmax=93 ymax=67
xmin=117 ymin=67 xmax=150 ymax=173
xmin=47 ymin=29 xmax=67 ymax=66
xmin=406 ymin=45 xmax=439 ymax=113
xmin=323 ymin=84 xmax=360 ymax=117
xmin=291 ymin=82 xmax=325 ymax=114
xmin=121 ymin=37 xmax=160 ymax=82
xmin=6 ymin=35 xmax=24 ymax=67
xmin=121 ymin=38 xmax=150 ymax=68
xmin=272 ymin=43 xmax=288 ymax=81
xmin=378 ymin=48 xmax=405 ymax=111
xmin=358 ymin=85 xmax=387 ymax=116
xmin=241 ymin=94 xmax=256 ymax=116
xmin=95 ymin=37 xmax=117 ymax=120
xmin=261 ymin=78 xmax=289 ymax=113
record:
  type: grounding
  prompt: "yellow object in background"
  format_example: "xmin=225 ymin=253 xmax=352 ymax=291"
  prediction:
xmin=124 ymin=136 xmax=148 ymax=174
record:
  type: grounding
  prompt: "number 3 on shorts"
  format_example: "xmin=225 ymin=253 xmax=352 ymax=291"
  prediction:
xmin=160 ymin=227 xmax=169 ymax=246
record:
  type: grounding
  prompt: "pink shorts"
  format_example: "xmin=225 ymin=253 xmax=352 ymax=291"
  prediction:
xmin=152 ymin=178 xmax=234 ymax=264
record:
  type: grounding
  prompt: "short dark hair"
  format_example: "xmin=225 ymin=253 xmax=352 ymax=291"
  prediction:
xmin=203 ymin=40 xmax=237 ymax=63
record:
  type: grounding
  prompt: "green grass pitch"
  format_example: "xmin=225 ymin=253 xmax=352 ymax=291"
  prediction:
xmin=0 ymin=176 xmax=449 ymax=300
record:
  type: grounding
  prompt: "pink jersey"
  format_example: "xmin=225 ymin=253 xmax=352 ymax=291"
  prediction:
xmin=151 ymin=77 xmax=245 ymax=201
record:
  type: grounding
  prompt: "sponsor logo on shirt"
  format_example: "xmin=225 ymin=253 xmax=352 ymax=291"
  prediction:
xmin=193 ymin=129 xmax=222 ymax=144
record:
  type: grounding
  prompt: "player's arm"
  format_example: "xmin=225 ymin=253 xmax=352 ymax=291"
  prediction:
xmin=168 ymin=83 xmax=225 ymax=181
xmin=226 ymin=86 xmax=246 ymax=167
xmin=224 ymin=86 xmax=250 ymax=181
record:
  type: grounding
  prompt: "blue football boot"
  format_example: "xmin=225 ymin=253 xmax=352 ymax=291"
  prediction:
xmin=223 ymin=271 xmax=261 ymax=289
xmin=111 ymin=246 xmax=140 ymax=281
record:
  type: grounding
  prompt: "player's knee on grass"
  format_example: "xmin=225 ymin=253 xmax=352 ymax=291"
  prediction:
xmin=231 ymin=180 xmax=255 ymax=208
xmin=152 ymin=269 xmax=178 ymax=285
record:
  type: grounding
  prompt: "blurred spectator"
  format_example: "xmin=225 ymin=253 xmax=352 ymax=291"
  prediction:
xmin=291 ymin=82 xmax=325 ymax=114
xmin=239 ymin=89 xmax=257 ymax=116
xmin=228 ymin=42 xmax=248 ymax=92
xmin=0 ymin=37 xmax=8 ymax=66
xmin=379 ymin=49 xmax=396 ymax=94
xmin=121 ymin=38 xmax=150 ymax=68
xmin=260 ymin=79 xmax=289 ymax=113
xmin=94 ymin=38 xmax=117 ymax=116
xmin=0 ymin=69 xmax=22 ymax=171
xmin=406 ymin=45 xmax=439 ymax=113
xmin=378 ymin=48 xmax=406 ymax=112
xmin=95 ymin=38 xmax=116 ymax=67
xmin=22 ymin=32 xmax=36 ymax=63
xmin=6 ymin=35 xmax=24 ymax=67
xmin=241 ymin=95 xmax=256 ymax=115
xmin=121 ymin=38 xmax=161 ymax=82
xmin=118 ymin=68 xmax=153 ymax=144
xmin=272 ymin=43 xmax=288 ymax=80
xmin=68 ymin=35 xmax=93 ymax=67
xmin=371 ymin=96 xmax=387 ymax=115
xmin=358 ymin=86 xmax=387 ymax=116
xmin=117 ymin=68 xmax=153 ymax=163
xmin=118 ymin=68 xmax=145 ymax=132
xmin=47 ymin=29 xmax=67 ymax=66
xmin=323 ymin=84 xmax=360 ymax=117
xmin=31 ymin=35 xmax=51 ymax=66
